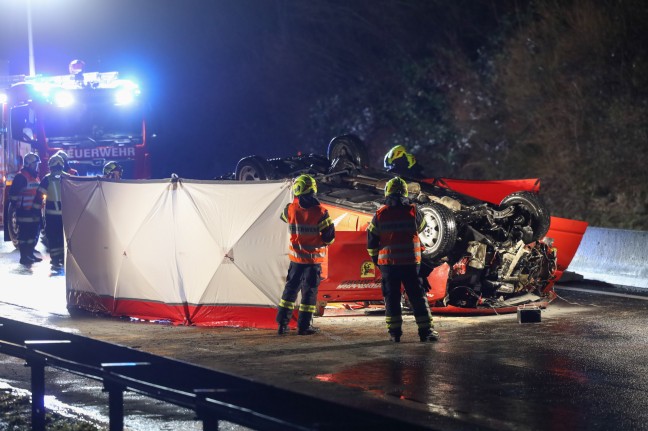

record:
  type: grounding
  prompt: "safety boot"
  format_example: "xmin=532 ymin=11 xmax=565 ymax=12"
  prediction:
xmin=19 ymin=245 xmax=34 ymax=266
xmin=30 ymin=253 xmax=43 ymax=263
xmin=277 ymin=325 xmax=289 ymax=336
xmin=389 ymin=330 xmax=402 ymax=343
xmin=297 ymin=326 xmax=319 ymax=335
xmin=419 ymin=328 xmax=440 ymax=342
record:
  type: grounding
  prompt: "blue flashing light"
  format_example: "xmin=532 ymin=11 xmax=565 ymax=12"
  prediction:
xmin=54 ymin=91 xmax=74 ymax=107
xmin=114 ymin=80 xmax=140 ymax=106
xmin=115 ymin=88 xmax=135 ymax=105
xmin=0 ymin=92 xmax=7 ymax=104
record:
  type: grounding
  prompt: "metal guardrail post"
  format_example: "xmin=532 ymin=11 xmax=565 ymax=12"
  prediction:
xmin=103 ymin=380 xmax=125 ymax=431
xmin=102 ymin=362 xmax=151 ymax=431
xmin=24 ymin=340 xmax=72 ymax=431
xmin=194 ymin=389 xmax=225 ymax=431
xmin=25 ymin=356 xmax=46 ymax=431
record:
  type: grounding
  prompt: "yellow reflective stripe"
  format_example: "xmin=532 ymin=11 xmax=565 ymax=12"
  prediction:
xmin=279 ymin=299 xmax=295 ymax=309
xmin=385 ymin=315 xmax=403 ymax=330
xmin=299 ymin=304 xmax=317 ymax=313
xmin=415 ymin=315 xmax=432 ymax=330
xmin=318 ymin=217 xmax=333 ymax=231
xmin=367 ymin=222 xmax=378 ymax=234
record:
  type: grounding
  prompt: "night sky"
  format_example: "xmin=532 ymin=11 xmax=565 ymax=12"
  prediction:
xmin=0 ymin=0 xmax=305 ymax=179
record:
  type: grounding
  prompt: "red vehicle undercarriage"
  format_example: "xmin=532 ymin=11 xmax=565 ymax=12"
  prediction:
xmin=232 ymin=135 xmax=588 ymax=316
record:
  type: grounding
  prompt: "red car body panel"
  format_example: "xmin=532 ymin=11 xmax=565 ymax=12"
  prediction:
xmin=318 ymin=178 xmax=588 ymax=315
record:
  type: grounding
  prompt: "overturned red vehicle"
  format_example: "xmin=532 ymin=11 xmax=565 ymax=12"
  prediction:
xmin=233 ymin=135 xmax=588 ymax=315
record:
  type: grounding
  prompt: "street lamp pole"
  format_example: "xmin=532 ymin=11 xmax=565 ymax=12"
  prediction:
xmin=27 ymin=0 xmax=36 ymax=77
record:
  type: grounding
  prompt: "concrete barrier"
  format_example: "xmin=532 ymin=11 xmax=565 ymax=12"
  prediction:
xmin=566 ymin=227 xmax=648 ymax=289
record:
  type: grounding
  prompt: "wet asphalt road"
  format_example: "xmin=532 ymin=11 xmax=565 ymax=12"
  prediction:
xmin=2 ymin=237 xmax=648 ymax=430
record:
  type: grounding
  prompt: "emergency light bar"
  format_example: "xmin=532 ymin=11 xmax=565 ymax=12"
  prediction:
xmin=20 ymin=71 xmax=140 ymax=106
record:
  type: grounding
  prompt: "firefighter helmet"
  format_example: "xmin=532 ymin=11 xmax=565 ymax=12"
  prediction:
xmin=23 ymin=153 xmax=41 ymax=169
xmin=384 ymin=177 xmax=408 ymax=197
xmin=103 ymin=161 xmax=123 ymax=177
xmin=292 ymin=174 xmax=317 ymax=196
xmin=48 ymin=155 xmax=65 ymax=170
xmin=54 ymin=150 xmax=69 ymax=163
xmin=384 ymin=145 xmax=417 ymax=170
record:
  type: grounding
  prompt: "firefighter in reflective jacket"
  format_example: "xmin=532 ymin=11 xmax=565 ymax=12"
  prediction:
xmin=53 ymin=150 xmax=79 ymax=176
xmin=276 ymin=174 xmax=335 ymax=336
xmin=102 ymin=161 xmax=123 ymax=180
xmin=36 ymin=155 xmax=70 ymax=269
xmin=367 ymin=177 xmax=439 ymax=342
xmin=8 ymin=153 xmax=43 ymax=266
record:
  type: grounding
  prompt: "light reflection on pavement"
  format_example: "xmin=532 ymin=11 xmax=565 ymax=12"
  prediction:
xmin=0 ymin=239 xmax=68 ymax=316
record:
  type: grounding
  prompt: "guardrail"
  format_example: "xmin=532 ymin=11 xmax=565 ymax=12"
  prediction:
xmin=0 ymin=318 xmax=432 ymax=431
xmin=565 ymin=227 xmax=648 ymax=289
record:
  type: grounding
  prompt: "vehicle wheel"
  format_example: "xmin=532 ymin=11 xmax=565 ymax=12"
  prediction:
xmin=235 ymin=156 xmax=275 ymax=181
xmin=418 ymin=202 xmax=458 ymax=259
xmin=327 ymin=134 xmax=368 ymax=169
xmin=7 ymin=202 xmax=19 ymax=248
xmin=499 ymin=191 xmax=551 ymax=242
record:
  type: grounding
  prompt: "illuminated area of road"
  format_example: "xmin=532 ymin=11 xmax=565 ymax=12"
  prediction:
xmin=0 ymin=240 xmax=67 ymax=316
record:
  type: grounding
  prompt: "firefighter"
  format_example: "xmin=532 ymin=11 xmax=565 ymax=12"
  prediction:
xmin=276 ymin=174 xmax=335 ymax=336
xmin=37 ymin=155 xmax=70 ymax=270
xmin=102 ymin=161 xmax=123 ymax=180
xmin=383 ymin=145 xmax=426 ymax=179
xmin=8 ymin=152 xmax=43 ymax=266
xmin=367 ymin=176 xmax=439 ymax=342
xmin=53 ymin=150 xmax=78 ymax=176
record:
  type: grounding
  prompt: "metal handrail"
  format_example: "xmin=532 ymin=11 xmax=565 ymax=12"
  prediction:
xmin=0 ymin=317 xmax=433 ymax=431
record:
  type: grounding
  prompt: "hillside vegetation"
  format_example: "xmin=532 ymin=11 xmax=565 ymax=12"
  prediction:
xmin=256 ymin=0 xmax=648 ymax=229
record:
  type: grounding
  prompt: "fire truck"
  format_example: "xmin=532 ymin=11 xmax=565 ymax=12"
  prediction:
xmin=1 ymin=64 xmax=152 ymax=244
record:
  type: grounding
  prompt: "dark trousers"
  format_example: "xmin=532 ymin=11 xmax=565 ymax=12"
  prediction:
xmin=17 ymin=209 xmax=41 ymax=260
xmin=45 ymin=214 xmax=64 ymax=264
xmin=380 ymin=264 xmax=431 ymax=336
xmin=276 ymin=262 xmax=321 ymax=329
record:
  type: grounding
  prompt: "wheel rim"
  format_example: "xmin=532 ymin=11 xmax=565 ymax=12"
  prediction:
xmin=329 ymin=139 xmax=364 ymax=167
xmin=419 ymin=207 xmax=444 ymax=255
xmin=330 ymin=143 xmax=351 ymax=160
xmin=238 ymin=165 xmax=262 ymax=181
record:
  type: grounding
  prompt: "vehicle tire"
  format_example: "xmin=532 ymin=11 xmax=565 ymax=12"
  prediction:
xmin=499 ymin=191 xmax=551 ymax=242
xmin=6 ymin=202 xmax=19 ymax=248
xmin=235 ymin=156 xmax=275 ymax=181
xmin=327 ymin=134 xmax=368 ymax=169
xmin=418 ymin=202 xmax=458 ymax=260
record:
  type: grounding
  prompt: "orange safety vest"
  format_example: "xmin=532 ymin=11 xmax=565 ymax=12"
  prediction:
xmin=12 ymin=170 xmax=40 ymax=211
xmin=374 ymin=204 xmax=421 ymax=265
xmin=286 ymin=202 xmax=329 ymax=264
